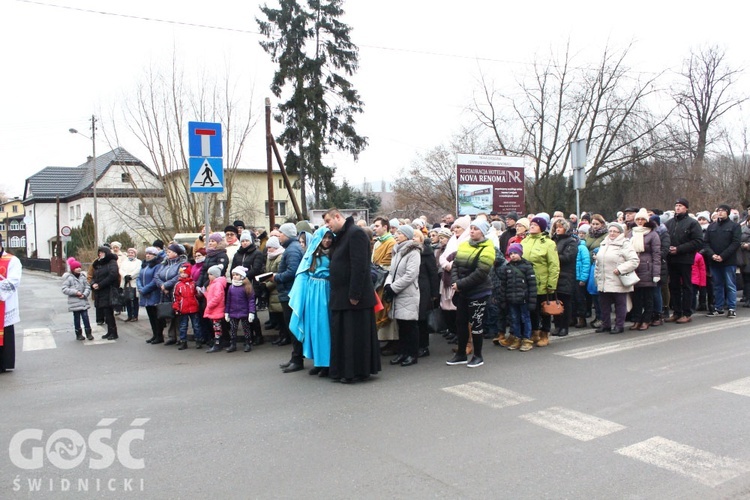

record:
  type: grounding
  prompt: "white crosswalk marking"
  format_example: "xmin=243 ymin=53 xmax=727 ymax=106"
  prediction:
xmin=518 ymin=406 xmax=626 ymax=441
xmin=441 ymin=381 xmax=534 ymax=409
xmin=22 ymin=328 xmax=57 ymax=351
xmin=616 ymin=436 xmax=750 ymax=487
xmin=555 ymin=318 xmax=750 ymax=359
xmin=713 ymin=377 xmax=750 ymax=397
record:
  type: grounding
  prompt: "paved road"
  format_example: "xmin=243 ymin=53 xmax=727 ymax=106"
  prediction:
xmin=3 ymin=270 xmax=750 ymax=498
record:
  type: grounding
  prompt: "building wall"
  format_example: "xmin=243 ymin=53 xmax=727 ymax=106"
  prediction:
xmin=0 ymin=199 xmax=25 ymax=248
xmin=228 ymin=171 xmax=302 ymax=230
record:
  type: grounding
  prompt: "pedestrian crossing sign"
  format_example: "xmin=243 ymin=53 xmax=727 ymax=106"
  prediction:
xmin=189 ymin=157 xmax=224 ymax=193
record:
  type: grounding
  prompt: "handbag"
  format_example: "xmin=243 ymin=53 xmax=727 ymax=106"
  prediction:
xmin=541 ymin=292 xmax=564 ymax=316
xmin=156 ymin=293 xmax=175 ymax=319
xmin=123 ymin=282 xmax=136 ymax=302
xmin=427 ymin=308 xmax=447 ymax=333
xmin=618 ymin=271 xmax=640 ymax=287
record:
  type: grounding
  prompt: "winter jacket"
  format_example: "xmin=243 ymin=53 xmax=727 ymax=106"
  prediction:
xmin=61 ymin=271 xmax=91 ymax=312
xmin=417 ymin=242 xmax=440 ymax=320
xmin=154 ymin=254 xmax=188 ymax=300
xmin=704 ymin=217 xmax=742 ymax=266
xmin=265 ymin=254 xmax=283 ymax=313
xmin=521 ymin=233 xmax=560 ymax=292
xmin=137 ymin=254 xmax=164 ymax=307
xmin=385 ymin=240 xmax=422 ymax=321
xmin=632 ymin=227 xmax=661 ymax=288
xmin=451 ymin=237 xmax=496 ymax=299
xmin=173 ymin=277 xmax=200 ymax=315
xmin=553 ymin=233 xmax=578 ymax=296
xmin=490 ymin=253 xmax=507 ymax=302
xmin=328 ymin=216 xmax=376 ymax=311
xmin=655 ymin=224 xmax=671 ymax=281
xmin=275 ymin=239 xmax=303 ymax=303
xmin=498 ymin=258 xmax=537 ymax=309
xmin=231 ymin=244 xmax=265 ymax=280
xmin=576 ymin=238 xmax=591 ymax=283
xmin=498 ymin=226 xmax=516 ymax=256
xmin=118 ymin=257 xmax=142 ymax=293
xmin=191 ymin=261 xmax=204 ymax=283
xmin=665 ymin=212 xmax=703 ymax=265
xmin=691 ymin=253 xmax=707 ymax=287
xmin=91 ymin=251 xmax=120 ymax=308
xmin=197 ymin=247 xmax=228 ymax=288
xmin=584 ymin=230 xmax=607 ymax=259
xmin=594 ymin=234 xmax=639 ymax=293
xmin=225 ymin=280 xmax=256 ymax=318
xmin=739 ymin=225 xmax=750 ymax=273
xmin=203 ymin=276 xmax=227 ymax=320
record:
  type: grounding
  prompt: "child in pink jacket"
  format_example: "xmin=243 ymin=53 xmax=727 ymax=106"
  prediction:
xmin=691 ymin=252 xmax=708 ymax=312
xmin=203 ymin=265 xmax=227 ymax=353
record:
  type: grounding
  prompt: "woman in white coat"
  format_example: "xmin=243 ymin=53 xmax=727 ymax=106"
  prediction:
xmin=118 ymin=248 xmax=142 ymax=322
xmin=594 ymin=222 xmax=639 ymax=334
xmin=384 ymin=225 xmax=422 ymax=367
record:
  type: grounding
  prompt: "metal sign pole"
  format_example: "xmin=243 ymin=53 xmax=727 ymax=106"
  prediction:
xmin=204 ymin=193 xmax=210 ymax=236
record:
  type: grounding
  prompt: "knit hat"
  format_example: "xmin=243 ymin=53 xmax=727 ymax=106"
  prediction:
xmin=67 ymin=257 xmax=82 ymax=271
xmin=266 ymin=236 xmax=281 ymax=249
xmin=717 ymin=203 xmax=732 ymax=213
xmin=536 ymin=212 xmax=551 ymax=226
xmin=506 ymin=211 xmax=519 ymax=221
xmin=233 ymin=220 xmax=245 ymax=229
xmin=471 ymin=220 xmax=490 ymax=236
xmin=451 ymin=215 xmax=471 ymax=230
xmin=207 ymin=265 xmax=223 ymax=278
xmin=97 ymin=245 xmax=111 ymax=254
xmin=437 ymin=228 xmax=452 ymax=238
xmin=660 ymin=211 xmax=673 ymax=225
xmin=577 ymin=224 xmax=590 ymax=234
xmin=530 ymin=217 xmax=548 ymax=232
xmin=179 ymin=262 xmax=192 ymax=275
xmin=208 ymin=232 xmax=224 ymax=244
xmin=508 ymin=243 xmax=524 ymax=255
xmin=675 ymin=198 xmax=690 ymax=209
xmin=168 ymin=243 xmax=185 ymax=255
xmin=279 ymin=223 xmax=297 ymax=239
xmin=649 ymin=215 xmax=661 ymax=226
xmin=240 ymin=230 xmax=254 ymax=243
xmin=194 ymin=247 xmax=207 ymax=256
xmin=634 ymin=208 xmax=649 ymax=221
xmin=231 ymin=266 xmax=247 ymax=278
xmin=412 ymin=219 xmax=425 ymax=228
xmin=696 ymin=211 xmax=711 ymax=222
xmin=397 ymin=225 xmax=414 ymax=240
xmin=110 ymin=241 xmax=122 ymax=249
xmin=223 ymin=225 xmax=238 ymax=235
xmin=145 ymin=246 xmax=160 ymax=256
xmin=152 ymin=239 xmax=164 ymax=249
xmin=581 ymin=213 xmax=592 ymax=222
xmin=515 ymin=217 xmax=530 ymax=230
xmin=389 ymin=218 xmax=400 ymax=229
xmin=491 ymin=221 xmax=504 ymax=232
xmin=608 ymin=222 xmax=624 ymax=233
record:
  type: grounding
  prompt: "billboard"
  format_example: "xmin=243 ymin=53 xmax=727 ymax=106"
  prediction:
xmin=456 ymin=154 xmax=525 ymax=216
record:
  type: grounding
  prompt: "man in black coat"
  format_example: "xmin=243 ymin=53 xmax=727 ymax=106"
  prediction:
xmin=324 ymin=209 xmax=381 ymax=383
xmin=704 ymin=204 xmax=742 ymax=317
xmin=665 ymin=198 xmax=704 ymax=323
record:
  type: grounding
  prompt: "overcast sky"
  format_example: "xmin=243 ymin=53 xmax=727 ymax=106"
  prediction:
xmin=1 ymin=0 xmax=747 ymax=199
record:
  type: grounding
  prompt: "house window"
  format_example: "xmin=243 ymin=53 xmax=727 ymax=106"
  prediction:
xmin=0 ymin=223 xmax=5 ymax=231
xmin=9 ymin=221 xmax=19 ymax=231
xmin=0 ymin=206 xmax=4 ymax=212
xmin=138 ymin=203 xmax=153 ymax=216
xmin=70 ymin=207 xmax=75 ymax=221
xmin=19 ymin=222 xmax=25 ymax=230
xmin=20 ymin=236 xmax=25 ymax=247
xmin=76 ymin=205 xmax=81 ymax=219
xmin=12 ymin=205 xmax=18 ymax=213
xmin=10 ymin=236 xmax=20 ymax=248
xmin=265 ymin=201 xmax=287 ymax=217
xmin=122 ymin=173 xmax=132 ymax=183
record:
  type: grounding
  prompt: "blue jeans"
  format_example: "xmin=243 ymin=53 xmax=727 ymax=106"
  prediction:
xmin=73 ymin=310 xmax=91 ymax=331
xmin=509 ymin=304 xmax=532 ymax=340
xmin=652 ymin=286 xmax=663 ymax=317
xmin=126 ymin=299 xmax=139 ymax=320
xmin=178 ymin=313 xmax=203 ymax=341
xmin=711 ymin=265 xmax=737 ymax=311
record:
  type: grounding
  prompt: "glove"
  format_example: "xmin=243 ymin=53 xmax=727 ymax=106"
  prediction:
xmin=653 ymin=276 xmax=660 ymax=283
xmin=382 ymin=284 xmax=395 ymax=303
xmin=124 ymin=275 xmax=131 ymax=282
xmin=224 ymin=313 xmax=230 ymax=322
xmin=248 ymin=313 xmax=255 ymax=322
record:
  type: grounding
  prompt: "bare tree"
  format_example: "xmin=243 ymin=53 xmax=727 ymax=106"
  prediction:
xmin=473 ymin=42 xmax=671 ymax=211
xmin=674 ymin=45 xmax=747 ymax=172
xmin=105 ymin=55 xmax=256 ymax=237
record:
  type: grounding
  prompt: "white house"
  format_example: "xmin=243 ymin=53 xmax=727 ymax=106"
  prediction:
xmin=23 ymin=148 xmax=162 ymax=258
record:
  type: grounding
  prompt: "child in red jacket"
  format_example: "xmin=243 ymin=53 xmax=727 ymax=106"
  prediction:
xmin=173 ymin=263 xmax=204 ymax=350
xmin=204 ymin=265 xmax=227 ymax=353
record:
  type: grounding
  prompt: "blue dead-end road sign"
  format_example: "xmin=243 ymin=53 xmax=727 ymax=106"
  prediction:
xmin=189 ymin=157 xmax=224 ymax=193
xmin=188 ymin=121 xmax=222 ymax=158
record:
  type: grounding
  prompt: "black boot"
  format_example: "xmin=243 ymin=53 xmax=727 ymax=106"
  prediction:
xmin=177 ymin=341 xmax=188 ymax=350
xmin=195 ymin=338 xmax=205 ymax=349
xmin=206 ymin=339 xmax=222 ymax=353
xmin=164 ymin=338 xmax=177 ymax=346
xmin=244 ymin=334 xmax=252 ymax=352
xmin=105 ymin=330 xmax=118 ymax=340
xmin=75 ymin=329 xmax=84 ymax=341
xmin=151 ymin=333 xmax=164 ymax=345
xmin=85 ymin=328 xmax=93 ymax=341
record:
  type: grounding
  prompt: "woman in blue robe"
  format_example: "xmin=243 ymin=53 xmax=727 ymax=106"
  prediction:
xmin=289 ymin=227 xmax=334 ymax=376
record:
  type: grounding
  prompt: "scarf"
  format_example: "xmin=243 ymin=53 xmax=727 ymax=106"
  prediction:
xmin=231 ymin=278 xmax=244 ymax=287
xmin=206 ymin=247 xmax=224 ymax=257
xmin=377 ymin=233 xmax=393 ymax=243
xmin=590 ymin=226 xmax=608 ymax=239
xmin=631 ymin=226 xmax=650 ymax=253
xmin=267 ymin=246 xmax=285 ymax=259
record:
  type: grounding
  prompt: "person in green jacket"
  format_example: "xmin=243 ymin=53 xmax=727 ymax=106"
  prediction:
xmin=521 ymin=217 xmax=560 ymax=347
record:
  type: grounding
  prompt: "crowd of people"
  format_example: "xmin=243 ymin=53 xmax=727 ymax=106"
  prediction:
xmin=52 ymin=198 xmax=750 ymax=382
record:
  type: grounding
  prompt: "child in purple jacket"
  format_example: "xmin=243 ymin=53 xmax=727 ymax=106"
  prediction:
xmin=225 ymin=266 xmax=257 ymax=352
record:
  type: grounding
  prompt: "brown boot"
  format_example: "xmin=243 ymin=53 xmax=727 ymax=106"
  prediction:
xmin=531 ymin=330 xmax=541 ymax=344
xmin=498 ymin=334 xmax=517 ymax=348
xmin=507 ymin=337 xmax=522 ymax=350
xmin=492 ymin=332 xmax=506 ymax=345
xmin=575 ymin=317 xmax=587 ymax=328
xmin=536 ymin=330 xmax=550 ymax=347
xmin=629 ymin=323 xmax=641 ymax=331
xmin=519 ymin=338 xmax=534 ymax=352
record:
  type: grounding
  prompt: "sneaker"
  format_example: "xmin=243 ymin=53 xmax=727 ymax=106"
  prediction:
xmin=590 ymin=319 xmax=602 ymax=328
xmin=728 ymin=309 xmax=737 ymax=318
xmin=706 ymin=310 xmax=724 ymax=317
xmin=507 ymin=338 xmax=522 ymax=350
xmin=446 ymin=354 xmax=468 ymax=366
xmin=467 ymin=356 xmax=484 ymax=368
xmin=519 ymin=339 xmax=534 ymax=352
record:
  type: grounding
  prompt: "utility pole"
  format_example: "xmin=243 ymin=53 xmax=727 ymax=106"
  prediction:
xmin=265 ymin=98 xmax=276 ymax=227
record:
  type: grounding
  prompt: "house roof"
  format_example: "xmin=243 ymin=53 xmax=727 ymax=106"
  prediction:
xmin=24 ymin=148 xmax=148 ymax=202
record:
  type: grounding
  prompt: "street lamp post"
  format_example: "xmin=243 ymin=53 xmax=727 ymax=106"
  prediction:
xmin=69 ymin=115 xmax=98 ymax=246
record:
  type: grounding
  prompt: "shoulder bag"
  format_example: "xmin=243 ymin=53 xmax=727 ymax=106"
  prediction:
xmin=156 ymin=292 xmax=175 ymax=319
xmin=541 ymin=292 xmax=564 ymax=316
xmin=618 ymin=271 xmax=639 ymax=287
